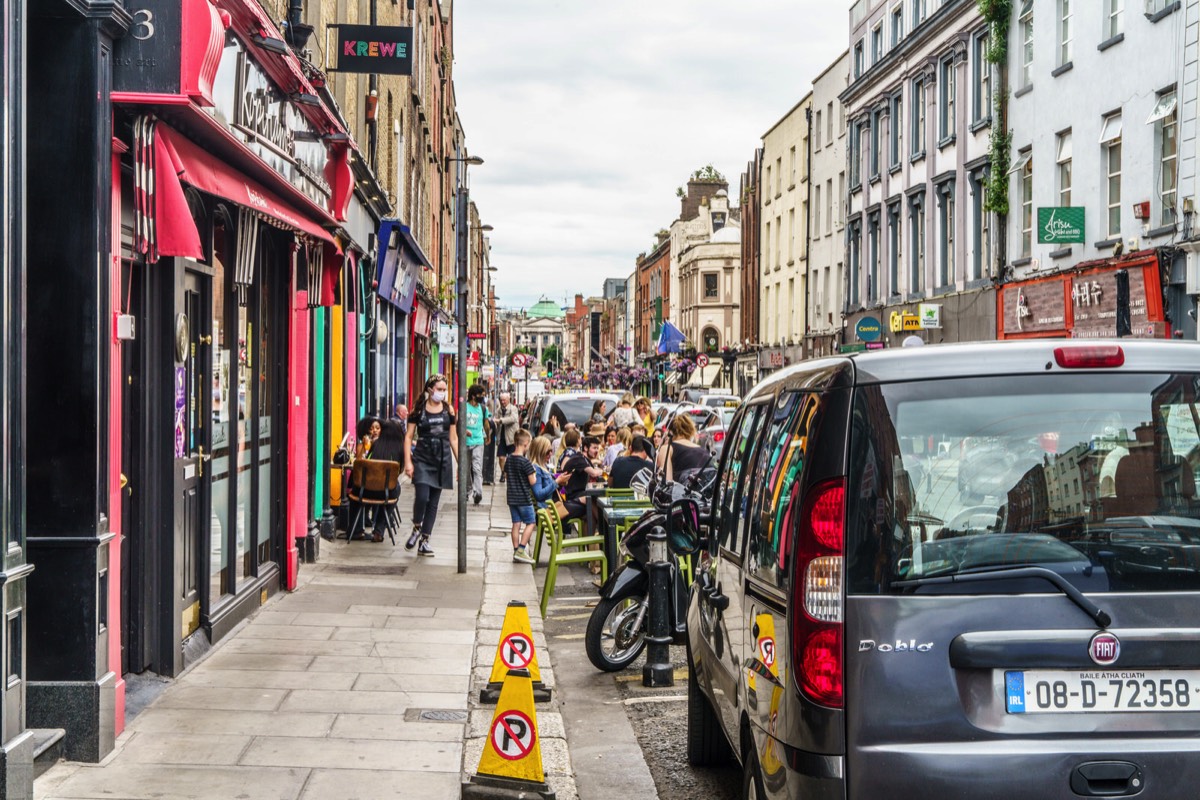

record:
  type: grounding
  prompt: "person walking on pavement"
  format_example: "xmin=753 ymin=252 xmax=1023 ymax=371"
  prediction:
xmin=494 ymin=392 xmax=519 ymax=481
xmin=611 ymin=392 xmax=637 ymax=430
xmin=505 ymin=429 xmax=537 ymax=563
xmin=391 ymin=403 xmax=409 ymax=436
xmin=464 ymin=383 xmax=489 ymax=505
xmin=403 ymin=374 xmax=458 ymax=556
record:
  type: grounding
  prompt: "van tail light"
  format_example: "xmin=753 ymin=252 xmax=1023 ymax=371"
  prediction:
xmin=792 ymin=477 xmax=845 ymax=708
xmin=1054 ymin=345 xmax=1124 ymax=369
xmin=712 ymin=430 xmax=725 ymax=443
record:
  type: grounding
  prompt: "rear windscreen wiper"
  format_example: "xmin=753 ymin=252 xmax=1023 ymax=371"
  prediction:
xmin=893 ymin=566 xmax=1111 ymax=630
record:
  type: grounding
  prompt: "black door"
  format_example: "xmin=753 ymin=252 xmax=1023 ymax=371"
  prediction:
xmin=174 ymin=269 xmax=209 ymax=641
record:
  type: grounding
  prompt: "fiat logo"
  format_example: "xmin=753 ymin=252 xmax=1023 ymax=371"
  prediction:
xmin=1089 ymin=632 xmax=1121 ymax=666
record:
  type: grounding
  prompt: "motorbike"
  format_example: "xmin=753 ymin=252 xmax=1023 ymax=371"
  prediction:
xmin=584 ymin=470 xmax=713 ymax=672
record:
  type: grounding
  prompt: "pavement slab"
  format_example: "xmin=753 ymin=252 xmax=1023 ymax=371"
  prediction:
xmin=34 ymin=485 xmax=642 ymax=800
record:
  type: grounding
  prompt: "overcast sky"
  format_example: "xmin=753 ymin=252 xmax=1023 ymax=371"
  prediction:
xmin=453 ymin=1 xmax=848 ymax=313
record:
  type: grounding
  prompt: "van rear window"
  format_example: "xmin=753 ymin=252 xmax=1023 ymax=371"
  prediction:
xmin=846 ymin=373 xmax=1200 ymax=595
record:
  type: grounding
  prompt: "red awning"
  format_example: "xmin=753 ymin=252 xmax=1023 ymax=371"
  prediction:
xmin=158 ymin=124 xmax=334 ymax=244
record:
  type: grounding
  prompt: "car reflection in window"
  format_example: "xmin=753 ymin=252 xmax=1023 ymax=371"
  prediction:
xmin=847 ymin=373 xmax=1200 ymax=596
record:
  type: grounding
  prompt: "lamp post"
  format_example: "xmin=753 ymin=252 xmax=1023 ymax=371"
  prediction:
xmin=450 ymin=153 xmax=484 ymax=574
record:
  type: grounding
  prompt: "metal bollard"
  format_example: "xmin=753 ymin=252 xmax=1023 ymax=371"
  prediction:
xmin=642 ymin=523 xmax=674 ymax=687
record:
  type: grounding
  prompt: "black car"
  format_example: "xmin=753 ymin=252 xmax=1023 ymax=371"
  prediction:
xmin=687 ymin=340 xmax=1200 ymax=799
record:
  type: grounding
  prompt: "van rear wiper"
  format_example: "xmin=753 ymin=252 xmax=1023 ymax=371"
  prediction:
xmin=893 ymin=566 xmax=1111 ymax=630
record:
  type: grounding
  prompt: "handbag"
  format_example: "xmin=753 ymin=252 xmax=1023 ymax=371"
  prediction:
xmin=552 ymin=498 xmax=570 ymax=520
xmin=332 ymin=432 xmax=355 ymax=468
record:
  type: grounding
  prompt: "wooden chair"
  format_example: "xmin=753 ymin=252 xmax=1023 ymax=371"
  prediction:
xmin=346 ymin=460 xmax=402 ymax=545
xmin=538 ymin=504 xmax=608 ymax=617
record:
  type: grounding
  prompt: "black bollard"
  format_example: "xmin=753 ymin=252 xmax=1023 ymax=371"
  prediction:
xmin=642 ymin=522 xmax=674 ymax=687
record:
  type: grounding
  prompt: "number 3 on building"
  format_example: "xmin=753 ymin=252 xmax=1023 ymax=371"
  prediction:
xmin=132 ymin=9 xmax=155 ymax=41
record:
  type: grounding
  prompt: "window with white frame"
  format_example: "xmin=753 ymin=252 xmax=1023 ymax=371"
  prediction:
xmin=872 ymin=23 xmax=884 ymax=63
xmin=973 ymin=30 xmax=991 ymax=123
xmin=838 ymin=172 xmax=845 ymax=227
xmin=1020 ymin=0 xmax=1033 ymax=87
xmin=912 ymin=77 xmax=927 ymax=156
xmin=1145 ymin=0 xmax=1173 ymax=13
xmin=814 ymin=184 xmax=822 ymax=234
xmin=703 ymin=273 xmax=718 ymax=299
xmin=854 ymin=41 xmax=865 ymax=78
xmin=970 ymin=170 xmax=990 ymax=280
xmin=1148 ymin=91 xmax=1178 ymax=226
xmin=1059 ymin=0 xmax=1072 ymax=65
xmin=912 ymin=0 xmax=926 ymax=29
xmin=790 ymin=147 xmax=796 ymax=187
xmin=1101 ymin=113 xmax=1122 ymax=237
xmin=938 ymin=183 xmax=955 ymax=286
xmin=764 ymin=220 xmax=771 ymax=271
xmin=1056 ymin=131 xmax=1072 ymax=207
xmin=892 ymin=4 xmax=904 ymax=46
xmin=827 ymin=179 xmax=834 ymax=235
xmin=890 ymin=93 xmax=904 ymax=168
xmin=940 ymin=56 xmax=956 ymax=141
xmin=814 ymin=110 xmax=822 ymax=149
xmin=776 ymin=157 xmax=783 ymax=195
xmin=828 ymin=102 xmax=835 ymax=142
xmin=910 ymin=194 xmax=926 ymax=293
xmin=1106 ymin=0 xmax=1124 ymax=39
xmin=1013 ymin=148 xmax=1033 ymax=256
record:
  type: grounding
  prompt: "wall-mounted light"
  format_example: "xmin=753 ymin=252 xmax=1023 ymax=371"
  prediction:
xmin=365 ymin=90 xmax=379 ymax=121
xmin=250 ymin=32 xmax=289 ymax=55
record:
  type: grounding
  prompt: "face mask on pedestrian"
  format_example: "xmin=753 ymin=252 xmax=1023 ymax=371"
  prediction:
xmin=432 ymin=390 xmax=447 ymax=403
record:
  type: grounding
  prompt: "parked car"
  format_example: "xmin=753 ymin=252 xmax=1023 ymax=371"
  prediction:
xmin=531 ymin=392 xmax=618 ymax=437
xmin=687 ymin=339 xmax=1200 ymax=798
xmin=698 ymin=393 xmax=740 ymax=410
xmin=696 ymin=406 xmax=737 ymax=459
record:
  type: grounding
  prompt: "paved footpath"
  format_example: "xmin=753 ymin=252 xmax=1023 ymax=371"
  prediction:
xmin=34 ymin=486 xmax=584 ymax=800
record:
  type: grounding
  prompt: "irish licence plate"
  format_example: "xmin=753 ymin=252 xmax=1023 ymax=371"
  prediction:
xmin=1006 ymin=670 xmax=1200 ymax=713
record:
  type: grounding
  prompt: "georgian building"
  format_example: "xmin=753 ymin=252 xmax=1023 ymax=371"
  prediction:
xmin=842 ymin=0 xmax=997 ymax=346
xmin=807 ymin=51 xmax=850 ymax=358
xmin=1000 ymin=0 xmax=1189 ymax=342
xmin=636 ymin=236 xmax=670 ymax=358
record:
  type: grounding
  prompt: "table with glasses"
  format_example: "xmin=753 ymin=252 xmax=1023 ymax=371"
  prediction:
xmin=594 ymin=495 xmax=652 ymax=569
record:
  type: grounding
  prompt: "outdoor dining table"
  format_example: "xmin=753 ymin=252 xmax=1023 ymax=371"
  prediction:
xmin=595 ymin=496 xmax=652 ymax=569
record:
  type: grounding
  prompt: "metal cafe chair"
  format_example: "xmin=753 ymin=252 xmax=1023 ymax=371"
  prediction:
xmin=346 ymin=459 xmax=402 ymax=545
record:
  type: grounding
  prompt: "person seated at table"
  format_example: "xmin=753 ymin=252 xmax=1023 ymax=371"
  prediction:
xmin=354 ymin=415 xmax=381 ymax=461
xmin=528 ymin=435 xmax=558 ymax=510
xmin=603 ymin=427 xmax=631 ymax=470
xmin=556 ymin=428 xmax=581 ymax=471
xmin=609 ymin=436 xmax=654 ymax=490
xmin=350 ymin=420 xmax=404 ymax=542
xmin=656 ymin=413 xmax=713 ymax=482
xmin=558 ymin=435 xmax=603 ymax=522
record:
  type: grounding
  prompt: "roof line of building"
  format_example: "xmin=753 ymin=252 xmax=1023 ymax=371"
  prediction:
xmin=762 ymin=89 xmax=814 ymax=140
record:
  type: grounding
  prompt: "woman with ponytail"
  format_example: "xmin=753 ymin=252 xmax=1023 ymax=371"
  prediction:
xmin=402 ymin=374 xmax=459 ymax=556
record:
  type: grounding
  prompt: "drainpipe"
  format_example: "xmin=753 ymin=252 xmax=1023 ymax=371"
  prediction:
xmin=368 ymin=0 xmax=379 ymax=172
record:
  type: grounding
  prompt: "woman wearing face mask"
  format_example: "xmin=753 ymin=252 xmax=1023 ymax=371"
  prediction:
xmin=403 ymin=374 xmax=459 ymax=556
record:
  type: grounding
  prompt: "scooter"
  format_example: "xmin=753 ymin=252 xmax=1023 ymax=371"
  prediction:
xmin=584 ymin=473 xmax=710 ymax=672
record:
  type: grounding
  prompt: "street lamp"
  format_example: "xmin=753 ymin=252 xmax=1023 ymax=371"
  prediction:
xmin=451 ymin=152 xmax=484 ymax=574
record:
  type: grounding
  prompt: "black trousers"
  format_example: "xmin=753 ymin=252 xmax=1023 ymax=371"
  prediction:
xmin=412 ymin=483 xmax=443 ymax=536
xmin=483 ymin=440 xmax=496 ymax=484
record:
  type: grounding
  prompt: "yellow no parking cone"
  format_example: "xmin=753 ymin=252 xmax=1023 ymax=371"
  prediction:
xmin=462 ymin=668 xmax=556 ymax=800
xmin=480 ymin=601 xmax=551 ymax=703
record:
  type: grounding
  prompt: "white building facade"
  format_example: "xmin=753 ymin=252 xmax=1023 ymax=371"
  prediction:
xmin=842 ymin=0 xmax=997 ymax=346
xmin=807 ymin=51 xmax=850 ymax=358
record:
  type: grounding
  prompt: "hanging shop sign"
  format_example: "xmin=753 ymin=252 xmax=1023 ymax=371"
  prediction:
xmin=113 ymin=0 xmax=228 ymax=104
xmin=918 ymin=303 xmax=941 ymax=329
xmin=329 ymin=24 xmax=414 ymax=76
xmin=1038 ymin=207 xmax=1086 ymax=245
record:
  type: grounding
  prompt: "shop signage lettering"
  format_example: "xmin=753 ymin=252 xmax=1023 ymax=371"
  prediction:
xmin=855 ymin=316 xmax=882 ymax=342
xmin=889 ymin=311 xmax=922 ymax=332
xmin=331 ymin=24 xmax=415 ymax=76
xmin=1038 ymin=207 xmax=1086 ymax=244
xmin=1001 ymin=263 xmax=1164 ymax=339
xmin=236 ymin=54 xmax=296 ymax=158
xmin=1005 ymin=281 xmax=1066 ymax=334
xmin=918 ymin=303 xmax=941 ymax=329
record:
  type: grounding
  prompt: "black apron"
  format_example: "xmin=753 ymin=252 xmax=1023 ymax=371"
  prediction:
xmin=412 ymin=404 xmax=455 ymax=489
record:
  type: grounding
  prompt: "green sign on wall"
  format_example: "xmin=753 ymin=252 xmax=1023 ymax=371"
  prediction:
xmin=1038 ymin=207 xmax=1086 ymax=244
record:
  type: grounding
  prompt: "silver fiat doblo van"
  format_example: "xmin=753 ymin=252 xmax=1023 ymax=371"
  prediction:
xmin=687 ymin=340 xmax=1200 ymax=799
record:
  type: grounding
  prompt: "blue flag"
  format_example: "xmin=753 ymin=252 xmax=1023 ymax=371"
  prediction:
xmin=657 ymin=320 xmax=686 ymax=354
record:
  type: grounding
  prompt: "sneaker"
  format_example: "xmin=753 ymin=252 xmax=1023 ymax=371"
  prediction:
xmin=405 ymin=526 xmax=422 ymax=550
xmin=417 ymin=537 xmax=435 ymax=557
xmin=513 ymin=546 xmax=534 ymax=565
xmin=473 ymin=492 xmax=482 ymax=506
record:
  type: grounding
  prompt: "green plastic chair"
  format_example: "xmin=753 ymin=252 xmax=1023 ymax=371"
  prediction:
xmin=605 ymin=488 xmax=635 ymax=498
xmin=538 ymin=505 xmax=608 ymax=617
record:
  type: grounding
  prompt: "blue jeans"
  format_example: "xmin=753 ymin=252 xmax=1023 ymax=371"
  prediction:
xmin=509 ymin=504 xmax=535 ymax=525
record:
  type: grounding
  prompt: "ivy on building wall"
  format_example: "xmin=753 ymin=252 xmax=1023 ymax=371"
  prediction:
xmin=979 ymin=0 xmax=1013 ymax=215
